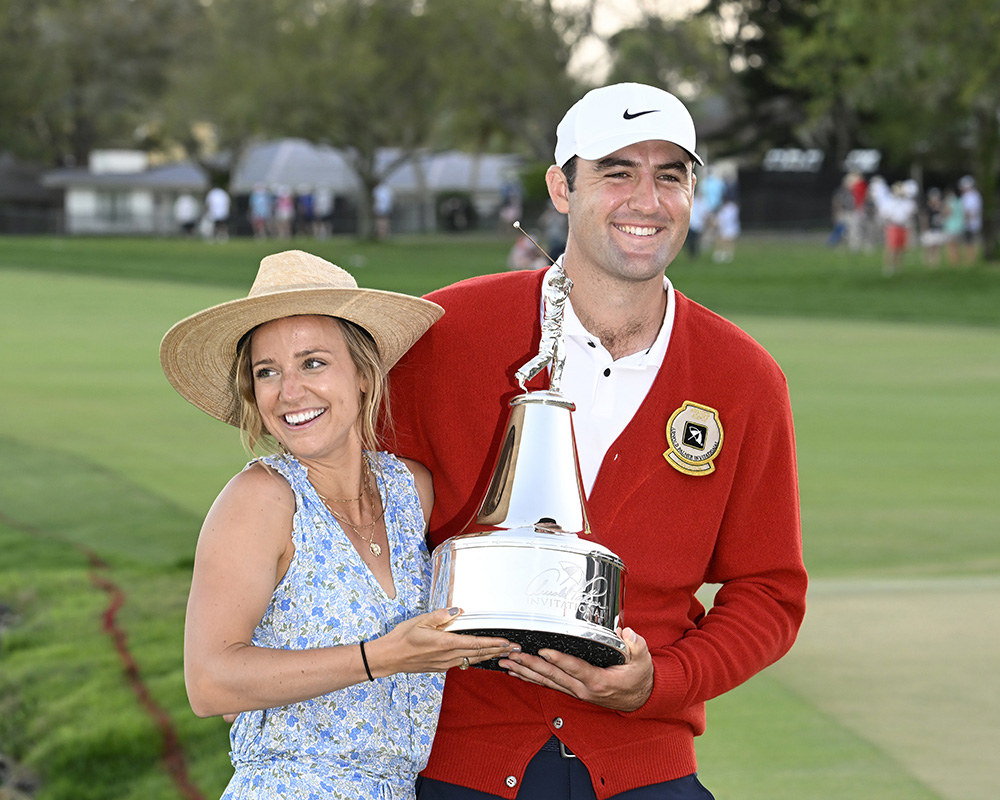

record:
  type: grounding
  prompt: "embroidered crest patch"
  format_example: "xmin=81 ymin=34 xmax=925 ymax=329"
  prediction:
xmin=664 ymin=401 xmax=723 ymax=476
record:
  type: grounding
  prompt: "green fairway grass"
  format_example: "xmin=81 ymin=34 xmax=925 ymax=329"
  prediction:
xmin=3 ymin=232 xmax=999 ymax=326
xmin=1 ymin=235 xmax=998 ymax=799
xmin=743 ymin=315 xmax=1000 ymax=579
xmin=761 ymin=576 xmax=1000 ymax=800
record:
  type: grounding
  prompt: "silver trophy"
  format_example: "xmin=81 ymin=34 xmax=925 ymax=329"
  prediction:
xmin=429 ymin=265 xmax=628 ymax=669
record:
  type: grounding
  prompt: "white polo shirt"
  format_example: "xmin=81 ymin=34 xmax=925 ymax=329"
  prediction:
xmin=557 ymin=273 xmax=675 ymax=495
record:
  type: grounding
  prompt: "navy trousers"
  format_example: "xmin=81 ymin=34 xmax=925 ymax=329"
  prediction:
xmin=417 ymin=741 xmax=715 ymax=800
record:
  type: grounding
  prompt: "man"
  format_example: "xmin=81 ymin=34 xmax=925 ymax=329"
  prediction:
xmin=172 ymin=192 xmax=200 ymax=237
xmin=389 ymin=83 xmax=807 ymax=800
xmin=205 ymin=185 xmax=231 ymax=243
xmin=958 ymin=174 xmax=983 ymax=264
xmin=374 ymin=182 xmax=395 ymax=240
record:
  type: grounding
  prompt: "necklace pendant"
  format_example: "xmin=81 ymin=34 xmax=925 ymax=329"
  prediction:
xmin=369 ymin=541 xmax=382 ymax=557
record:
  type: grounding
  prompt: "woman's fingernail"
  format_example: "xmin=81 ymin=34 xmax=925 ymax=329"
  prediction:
xmin=448 ymin=607 xmax=460 ymax=616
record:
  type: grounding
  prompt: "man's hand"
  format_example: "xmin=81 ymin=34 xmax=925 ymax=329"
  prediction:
xmin=496 ymin=627 xmax=653 ymax=712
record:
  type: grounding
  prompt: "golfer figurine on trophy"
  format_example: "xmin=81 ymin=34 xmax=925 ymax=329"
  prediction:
xmin=428 ymin=261 xmax=628 ymax=669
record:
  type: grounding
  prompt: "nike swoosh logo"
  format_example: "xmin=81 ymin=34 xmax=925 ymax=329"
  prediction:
xmin=623 ymin=109 xmax=659 ymax=120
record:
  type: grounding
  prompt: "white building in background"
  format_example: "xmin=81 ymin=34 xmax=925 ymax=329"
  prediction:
xmin=41 ymin=140 xmax=524 ymax=236
xmin=42 ymin=150 xmax=209 ymax=235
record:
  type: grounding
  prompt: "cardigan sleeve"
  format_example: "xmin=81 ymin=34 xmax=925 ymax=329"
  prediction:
xmin=624 ymin=360 xmax=807 ymax=720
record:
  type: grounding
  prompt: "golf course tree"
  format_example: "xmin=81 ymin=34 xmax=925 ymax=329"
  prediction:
xmin=603 ymin=12 xmax=737 ymax=157
xmin=694 ymin=0 xmax=821 ymax=159
xmin=191 ymin=0 xmax=444 ymax=239
xmin=0 ymin=0 xmax=595 ymax=236
xmin=419 ymin=0 xmax=586 ymax=162
xmin=700 ymin=0 xmax=1000 ymax=259
xmin=182 ymin=0 xmax=595 ymax=238
xmin=0 ymin=0 xmax=205 ymax=167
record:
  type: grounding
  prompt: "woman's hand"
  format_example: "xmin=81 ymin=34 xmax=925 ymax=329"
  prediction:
xmin=365 ymin=607 xmax=518 ymax=676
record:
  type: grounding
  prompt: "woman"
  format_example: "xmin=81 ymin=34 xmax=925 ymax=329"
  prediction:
xmin=159 ymin=250 xmax=515 ymax=799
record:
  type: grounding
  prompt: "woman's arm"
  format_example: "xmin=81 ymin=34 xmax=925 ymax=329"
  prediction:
xmin=184 ymin=463 xmax=369 ymax=716
xmin=184 ymin=463 xmax=512 ymax=718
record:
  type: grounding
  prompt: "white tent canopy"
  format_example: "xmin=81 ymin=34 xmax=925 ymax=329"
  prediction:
xmin=230 ymin=139 xmax=361 ymax=195
xmin=230 ymin=139 xmax=522 ymax=197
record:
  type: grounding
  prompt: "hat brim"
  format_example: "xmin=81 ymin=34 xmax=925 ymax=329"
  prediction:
xmin=160 ymin=287 xmax=443 ymax=425
xmin=574 ymin=132 xmax=703 ymax=167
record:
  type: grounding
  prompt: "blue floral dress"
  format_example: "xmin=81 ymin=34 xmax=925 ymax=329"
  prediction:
xmin=221 ymin=451 xmax=444 ymax=800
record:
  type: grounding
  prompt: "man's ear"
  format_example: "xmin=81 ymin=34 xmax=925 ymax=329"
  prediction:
xmin=545 ymin=165 xmax=571 ymax=214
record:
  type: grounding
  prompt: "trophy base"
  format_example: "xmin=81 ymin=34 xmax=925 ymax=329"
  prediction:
xmin=459 ymin=627 xmax=627 ymax=670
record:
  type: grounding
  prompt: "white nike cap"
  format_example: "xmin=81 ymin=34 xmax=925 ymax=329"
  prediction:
xmin=554 ymin=82 xmax=703 ymax=168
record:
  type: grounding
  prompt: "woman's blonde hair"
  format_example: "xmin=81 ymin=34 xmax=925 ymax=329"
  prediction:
xmin=232 ymin=316 xmax=389 ymax=455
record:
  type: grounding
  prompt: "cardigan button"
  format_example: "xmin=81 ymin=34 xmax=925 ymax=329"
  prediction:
xmin=505 ymin=776 xmax=517 ymax=788
xmin=553 ymin=717 xmax=564 ymax=729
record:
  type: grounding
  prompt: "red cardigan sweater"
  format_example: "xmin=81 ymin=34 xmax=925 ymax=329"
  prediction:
xmin=388 ymin=268 xmax=807 ymax=799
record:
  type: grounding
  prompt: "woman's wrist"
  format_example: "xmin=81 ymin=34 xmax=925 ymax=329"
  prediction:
xmin=358 ymin=640 xmax=375 ymax=681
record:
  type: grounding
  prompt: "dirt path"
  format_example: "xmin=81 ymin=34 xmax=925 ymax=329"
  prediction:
xmin=0 ymin=510 xmax=205 ymax=800
xmin=767 ymin=576 xmax=1000 ymax=800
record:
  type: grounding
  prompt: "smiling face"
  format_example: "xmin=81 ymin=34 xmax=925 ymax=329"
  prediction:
xmin=249 ymin=315 xmax=366 ymax=462
xmin=547 ymin=139 xmax=695 ymax=287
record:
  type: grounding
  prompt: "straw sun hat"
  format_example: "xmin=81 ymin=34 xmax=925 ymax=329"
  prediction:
xmin=159 ymin=249 xmax=443 ymax=425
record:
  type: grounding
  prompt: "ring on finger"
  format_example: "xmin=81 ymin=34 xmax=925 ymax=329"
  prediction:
xmin=460 ymin=656 xmax=470 ymax=670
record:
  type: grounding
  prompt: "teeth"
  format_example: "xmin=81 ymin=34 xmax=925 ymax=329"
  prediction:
xmin=284 ymin=409 xmax=323 ymax=426
xmin=617 ymin=224 xmax=658 ymax=236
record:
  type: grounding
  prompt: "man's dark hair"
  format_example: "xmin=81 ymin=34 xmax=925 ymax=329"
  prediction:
xmin=560 ymin=152 xmax=696 ymax=191
xmin=561 ymin=156 xmax=578 ymax=192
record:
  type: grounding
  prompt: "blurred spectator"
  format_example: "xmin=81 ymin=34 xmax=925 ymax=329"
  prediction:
xmin=699 ymin=167 xmax=726 ymax=252
xmin=248 ymin=183 xmax=273 ymax=240
xmin=506 ymin=229 xmax=549 ymax=271
xmin=700 ymin=167 xmax=726 ymax=213
xmin=539 ymin=200 xmax=567 ymax=261
xmin=687 ymin=189 xmax=708 ymax=259
xmin=274 ymin=186 xmax=295 ymax=239
xmin=860 ymin=175 xmax=885 ymax=252
xmin=846 ymin=172 xmax=867 ymax=250
xmin=296 ymin=186 xmax=315 ymax=237
xmin=173 ymin=193 xmax=200 ymax=237
xmin=943 ymin=188 xmax=966 ymax=265
xmin=374 ymin=183 xmax=394 ymax=240
xmin=205 ymin=185 xmax=231 ymax=243
xmin=313 ymin=186 xmax=334 ymax=238
xmin=827 ymin=175 xmax=855 ymax=247
xmin=867 ymin=176 xmax=891 ymax=249
xmin=959 ymin=175 xmax=983 ymax=264
xmin=881 ymin=181 xmax=918 ymax=276
xmin=919 ymin=188 xmax=947 ymax=267
xmin=498 ymin=176 xmax=523 ymax=231
xmin=713 ymin=196 xmax=741 ymax=262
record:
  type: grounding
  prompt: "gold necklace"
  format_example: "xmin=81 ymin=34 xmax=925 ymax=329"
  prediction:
xmin=318 ymin=484 xmax=364 ymax=503
xmin=318 ymin=457 xmax=385 ymax=557
xmin=315 ymin=456 xmax=369 ymax=505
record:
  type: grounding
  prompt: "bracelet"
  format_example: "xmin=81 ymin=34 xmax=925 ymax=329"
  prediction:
xmin=359 ymin=640 xmax=375 ymax=682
